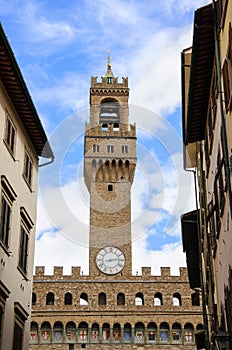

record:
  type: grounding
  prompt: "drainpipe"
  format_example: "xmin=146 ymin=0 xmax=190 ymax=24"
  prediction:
xmin=212 ymin=0 xmax=232 ymax=220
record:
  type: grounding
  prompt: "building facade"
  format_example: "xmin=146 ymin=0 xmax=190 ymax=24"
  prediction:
xmin=181 ymin=0 xmax=232 ymax=348
xmin=0 ymin=24 xmax=53 ymax=350
xmin=30 ymin=57 xmax=204 ymax=349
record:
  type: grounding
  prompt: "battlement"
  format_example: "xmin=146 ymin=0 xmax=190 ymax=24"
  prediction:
xmin=85 ymin=123 xmax=136 ymax=137
xmin=34 ymin=266 xmax=188 ymax=281
xmin=91 ymin=76 xmax=128 ymax=88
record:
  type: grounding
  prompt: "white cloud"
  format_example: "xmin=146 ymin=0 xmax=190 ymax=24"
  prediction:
xmin=18 ymin=1 xmax=76 ymax=46
xmin=34 ymin=229 xmax=89 ymax=275
xmin=133 ymin=238 xmax=186 ymax=276
xmin=30 ymin=72 xmax=89 ymax=114
xmin=129 ymin=25 xmax=193 ymax=115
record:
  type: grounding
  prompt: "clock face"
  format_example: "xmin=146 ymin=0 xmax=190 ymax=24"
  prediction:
xmin=96 ymin=246 xmax=125 ymax=275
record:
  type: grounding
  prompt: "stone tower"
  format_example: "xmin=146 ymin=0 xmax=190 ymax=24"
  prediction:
xmin=84 ymin=55 xmax=136 ymax=277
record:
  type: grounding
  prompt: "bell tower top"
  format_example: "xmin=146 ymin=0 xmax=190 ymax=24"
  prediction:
xmin=89 ymin=53 xmax=130 ymax=128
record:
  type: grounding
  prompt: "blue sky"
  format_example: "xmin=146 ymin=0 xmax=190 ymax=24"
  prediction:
xmin=1 ymin=0 xmax=209 ymax=275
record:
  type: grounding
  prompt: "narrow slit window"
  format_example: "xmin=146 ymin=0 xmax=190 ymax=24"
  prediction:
xmin=108 ymin=184 xmax=113 ymax=192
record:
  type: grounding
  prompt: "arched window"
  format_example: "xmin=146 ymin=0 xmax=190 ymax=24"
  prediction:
xmin=173 ymin=292 xmax=181 ymax=306
xmin=64 ymin=292 xmax=72 ymax=305
xmin=99 ymin=98 xmax=119 ymax=127
xmin=102 ymin=323 xmax=110 ymax=342
xmin=91 ymin=323 xmax=99 ymax=342
xmin=134 ymin=322 xmax=145 ymax=343
xmin=98 ymin=292 xmax=106 ymax=305
xmin=160 ymin=322 xmax=169 ymax=343
xmin=53 ymin=321 xmax=63 ymax=343
xmin=41 ymin=322 xmax=51 ymax=343
xmin=191 ymin=292 xmax=200 ymax=306
xmin=92 ymin=159 xmax=96 ymax=167
xmin=184 ymin=323 xmax=194 ymax=344
xmin=117 ymin=293 xmax=125 ymax=305
xmin=113 ymin=323 xmax=121 ymax=341
xmin=32 ymin=292 xmax=36 ymax=305
xmin=80 ymin=292 xmax=88 ymax=305
xmin=172 ymin=322 xmax=181 ymax=343
xmin=154 ymin=292 xmax=163 ymax=306
xmin=30 ymin=322 xmax=38 ymax=343
xmin=54 ymin=321 xmax=63 ymax=329
xmin=46 ymin=292 xmax=54 ymax=305
xmin=123 ymin=323 xmax=131 ymax=342
xmin=147 ymin=322 xmax=157 ymax=342
xmin=196 ymin=323 xmax=204 ymax=330
xmin=78 ymin=321 xmax=88 ymax=343
xmin=135 ymin=292 xmax=144 ymax=305
xmin=65 ymin=321 xmax=76 ymax=343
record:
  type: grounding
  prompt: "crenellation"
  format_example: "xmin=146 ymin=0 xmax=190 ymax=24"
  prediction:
xmin=141 ymin=267 xmax=151 ymax=276
xmin=91 ymin=76 xmax=128 ymax=88
xmin=33 ymin=266 xmax=190 ymax=282
xmin=71 ymin=266 xmax=81 ymax=277
xmin=53 ymin=266 xmax=63 ymax=278
xmin=180 ymin=267 xmax=188 ymax=279
xmin=35 ymin=266 xmax=45 ymax=277
xmin=160 ymin=267 xmax=170 ymax=277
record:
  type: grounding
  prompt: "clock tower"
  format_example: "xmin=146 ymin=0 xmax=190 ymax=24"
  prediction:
xmin=84 ymin=54 xmax=136 ymax=277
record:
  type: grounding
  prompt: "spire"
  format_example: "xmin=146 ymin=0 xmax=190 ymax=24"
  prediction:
xmin=105 ymin=49 xmax=114 ymax=82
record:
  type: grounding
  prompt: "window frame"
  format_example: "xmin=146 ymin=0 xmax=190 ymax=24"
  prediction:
xmin=0 ymin=176 xmax=17 ymax=252
xmin=18 ymin=224 xmax=29 ymax=275
xmin=122 ymin=145 xmax=128 ymax=153
xmin=0 ymin=193 xmax=12 ymax=250
xmin=23 ymin=150 xmax=33 ymax=189
xmin=93 ymin=144 xmax=100 ymax=153
xmin=64 ymin=292 xmax=72 ymax=305
xmin=46 ymin=292 xmax=55 ymax=306
xmin=13 ymin=302 xmax=29 ymax=350
xmin=107 ymin=145 xmax=114 ymax=153
xmin=4 ymin=113 xmax=16 ymax=157
xmin=18 ymin=207 xmax=33 ymax=277
xmin=0 ymin=281 xmax=10 ymax=349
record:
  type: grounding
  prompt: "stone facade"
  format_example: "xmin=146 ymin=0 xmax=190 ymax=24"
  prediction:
xmin=30 ymin=266 xmax=203 ymax=349
xmin=30 ymin=57 xmax=204 ymax=349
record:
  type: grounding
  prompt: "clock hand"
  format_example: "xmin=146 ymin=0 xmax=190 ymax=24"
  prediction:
xmin=105 ymin=258 xmax=118 ymax=262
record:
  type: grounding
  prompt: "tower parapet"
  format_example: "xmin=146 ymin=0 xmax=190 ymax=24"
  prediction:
xmin=33 ymin=265 xmax=189 ymax=281
xmin=91 ymin=75 xmax=129 ymax=87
